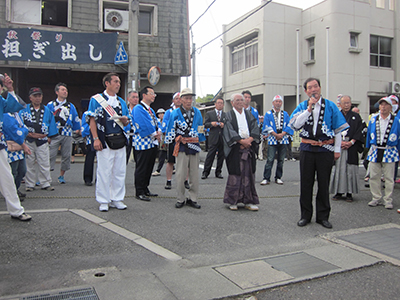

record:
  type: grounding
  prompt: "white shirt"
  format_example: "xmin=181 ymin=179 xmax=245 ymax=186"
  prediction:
xmin=293 ymin=97 xmax=341 ymax=152
xmin=215 ymin=109 xmax=222 ymax=120
xmin=379 ymin=114 xmax=390 ymax=143
xmin=104 ymin=91 xmax=118 ymax=108
xmin=272 ymin=108 xmax=282 ymax=130
xmin=233 ymin=108 xmax=250 ymax=139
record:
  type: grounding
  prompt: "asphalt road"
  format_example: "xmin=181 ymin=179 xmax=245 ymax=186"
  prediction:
xmin=1 ymin=152 xmax=400 ymax=299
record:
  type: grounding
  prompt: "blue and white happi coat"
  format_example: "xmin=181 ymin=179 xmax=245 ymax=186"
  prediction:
xmin=366 ymin=113 xmax=400 ymax=163
xmin=3 ymin=113 xmax=29 ymax=162
xmin=81 ymin=111 xmax=91 ymax=146
xmin=20 ymin=104 xmax=58 ymax=146
xmin=290 ymin=98 xmax=348 ymax=152
xmin=246 ymin=106 xmax=259 ymax=125
xmin=0 ymin=92 xmax=25 ymax=151
xmin=85 ymin=93 xmax=131 ymax=150
xmin=132 ymin=103 xmax=160 ymax=150
xmin=47 ymin=100 xmax=81 ymax=136
xmin=262 ymin=110 xmax=293 ymax=145
xmin=164 ymin=107 xmax=206 ymax=153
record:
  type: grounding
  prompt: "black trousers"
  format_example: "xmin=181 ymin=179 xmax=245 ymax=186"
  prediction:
xmin=299 ymin=150 xmax=334 ymax=222
xmin=83 ymin=144 xmax=95 ymax=184
xmin=203 ymin=137 xmax=224 ymax=176
xmin=134 ymin=147 xmax=158 ymax=196
xmin=156 ymin=150 xmax=168 ymax=172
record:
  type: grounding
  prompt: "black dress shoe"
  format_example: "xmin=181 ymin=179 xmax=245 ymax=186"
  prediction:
xmin=201 ymin=173 xmax=208 ymax=180
xmin=186 ymin=199 xmax=201 ymax=209
xmin=165 ymin=181 xmax=172 ymax=190
xmin=297 ymin=219 xmax=310 ymax=227
xmin=17 ymin=190 xmax=26 ymax=199
xmin=316 ymin=219 xmax=332 ymax=229
xmin=184 ymin=180 xmax=190 ymax=190
xmin=145 ymin=192 xmax=158 ymax=197
xmin=175 ymin=201 xmax=185 ymax=208
xmin=85 ymin=182 xmax=93 ymax=186
xmin=215 ymin=173 xmax=223 ymax=179
xmin=136 ymin=194 xmax=151 ymax=201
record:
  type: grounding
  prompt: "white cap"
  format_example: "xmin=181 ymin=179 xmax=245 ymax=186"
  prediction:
xmin=389 ymin=95 xmax=399 ymax=104
xmin=272 ymin=95 xmax=283 ymax=103
xmin=378 ymin=97 xmax=392 ymax=106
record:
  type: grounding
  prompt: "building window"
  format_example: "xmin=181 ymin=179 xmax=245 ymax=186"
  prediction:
xmin=370 ymin=35 xmax=392 ymax=68
xmin=8 ymin=0 xmax=70 ymax=27
xmin=376 ymin=0 xmax=385 ymax=8
xmin=350 ymin=32 xmax=358 ymax=48
xmin=307 ymin=37 xmax=315 ymax=61
xmin=101 ymin=1 xmax=158 ymax=36
xmin=231 ymin=37 xmax=258 ymax=73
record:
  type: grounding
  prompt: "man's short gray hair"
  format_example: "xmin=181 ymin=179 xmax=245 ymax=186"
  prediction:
xmin=340 ymin=95 xmax=352 ymax=102
xmin=230 ymin=93 xmax=244 ymax=102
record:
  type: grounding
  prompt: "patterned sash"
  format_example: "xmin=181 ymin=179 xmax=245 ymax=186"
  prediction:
xmin=92 ymin=94 xmax=124 ymax=130
xmin=272 ymin=109 xmax=284 ymax=133
xmin=304 ymin=98 xmax=326 ymax=139
xmin=376 ymin=114 xmax=393 ymax=162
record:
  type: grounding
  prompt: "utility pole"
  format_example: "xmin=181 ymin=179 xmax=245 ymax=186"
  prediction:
xmin=192 ymin=42 xmax=196 ymax=104
xmin=128 ymin=0 xmax=139 ymax=91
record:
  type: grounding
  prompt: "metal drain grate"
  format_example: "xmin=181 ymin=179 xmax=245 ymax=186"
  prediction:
xmin=22 ymin=287 xmax=99 ymax=300
xmin=264 ymin=252 xmax=340 ymax=278
xmin=339 ymin=227 xmax=400 ymax=260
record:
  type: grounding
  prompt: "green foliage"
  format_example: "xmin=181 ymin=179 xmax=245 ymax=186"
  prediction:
xmin=196 ymin=94 xmax=214 ymax=103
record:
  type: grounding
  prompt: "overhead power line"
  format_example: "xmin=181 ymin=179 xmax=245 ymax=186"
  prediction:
xmin=196 ymin=0 xmax=272 ymax=52
xmin=189 ymin=0 xmax=217 ymax=30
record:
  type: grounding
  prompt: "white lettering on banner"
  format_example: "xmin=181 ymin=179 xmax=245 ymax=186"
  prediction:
xmin=61 ymin=43 xmax=77 ymax=61
xmin=33 ymin=41 xmax=50 ymax=59
xmin=2 ymin=39 xmax=22 ymax=58
xmin=89 ymin=44 xmax=102 ymax=61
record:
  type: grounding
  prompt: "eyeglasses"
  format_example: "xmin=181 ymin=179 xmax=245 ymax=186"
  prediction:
xmin=148 ymin=93 xmax=157 ymax=97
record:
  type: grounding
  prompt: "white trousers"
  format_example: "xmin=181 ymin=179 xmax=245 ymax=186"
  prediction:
xmin=369 ymin=161 xmax=395 ymax=205
xmin=0 ymin=149 xmax=24 ymax=216
xmin=95 ymin=146 xmax=126 ymax=204
xmin=25 ymin=141 xmax=52 ymax=188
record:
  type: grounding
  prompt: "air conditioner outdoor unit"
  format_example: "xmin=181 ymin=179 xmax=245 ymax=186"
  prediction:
xmin=104 ymin=9 xmax=129 ymax=32
xmin=390 ymin=81 xmax=400 ymax=94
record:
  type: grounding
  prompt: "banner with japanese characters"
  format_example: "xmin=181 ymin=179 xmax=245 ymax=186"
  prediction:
xmin=0 ymin=28 xmax=118 ymax=64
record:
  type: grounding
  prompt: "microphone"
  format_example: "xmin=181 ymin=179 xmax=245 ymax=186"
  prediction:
xmin=311 ymin=94 xmax=316 ymax=110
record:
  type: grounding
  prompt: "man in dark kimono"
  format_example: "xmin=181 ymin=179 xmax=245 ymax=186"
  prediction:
xmin=330 ymin=95 xmax=367 ymax=201
xmin=222 ymin=93 xmax=260 ymax=211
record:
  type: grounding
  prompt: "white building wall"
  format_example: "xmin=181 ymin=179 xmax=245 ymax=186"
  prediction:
xmin=222 ymin=0 xmax=400 ymax=121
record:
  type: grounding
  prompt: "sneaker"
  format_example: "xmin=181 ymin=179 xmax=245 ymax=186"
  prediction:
xmin=26 ymin=187 xmax=34 ymax=192
xmin=152 ymin=171 xmax=161 ymax=176
xmin=245 ymin=204 xmax=259 ymax=211
xmin=397 ymin=209 xmax=400 ymax=214
xmin=99 ymin=204 xmax=109 ymax=212
xmin=165 ymin=181 xmax=172 ymax=190
xmin=395 ymin=179 xmax=400 ymax=184
xmin=290 ymin=158 xmax=296 ymax=161
xmin=110 ymin=201 xmax=127 ymax=210
xmin=368 ymin=200 xmax=381 ymax=207
xmin=11 ymin=213 xmax=32 ymax=221
xmin=229 ymin=205 xmax=238 ymax=211
xmin=275 ymin=178 xmax=284 ymax=185
xmin=41 ymin=186 xmax=55 ymax=191
xmin=260 ymin=179 xmax=269 ymax=185
xmin=184 ymin=180 xmax=190 ymax=190
xmin=385 ymin=203 xmax=393 ymax=210
xmin=35 ymin=181 xmax=40 ymax=186
xmin=58 ymin=176 xmax=66 ymax=184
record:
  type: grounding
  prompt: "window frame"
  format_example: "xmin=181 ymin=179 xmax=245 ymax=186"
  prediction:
xmin=370 ymin=35 xmax=392 ymax=68
xmin=6 ymin=0 xmax=72 ymax=28
xmin=376 ymin=0 xmax=385 ymax=9
xmin=230 ymin=37 xmax=258 ymax=74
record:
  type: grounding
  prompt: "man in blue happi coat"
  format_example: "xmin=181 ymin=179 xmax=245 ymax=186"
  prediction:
xmin=0 ymin=74 xmax=31 ymax=221
xmin=290 ymin=78 xmax=349 ymax=229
